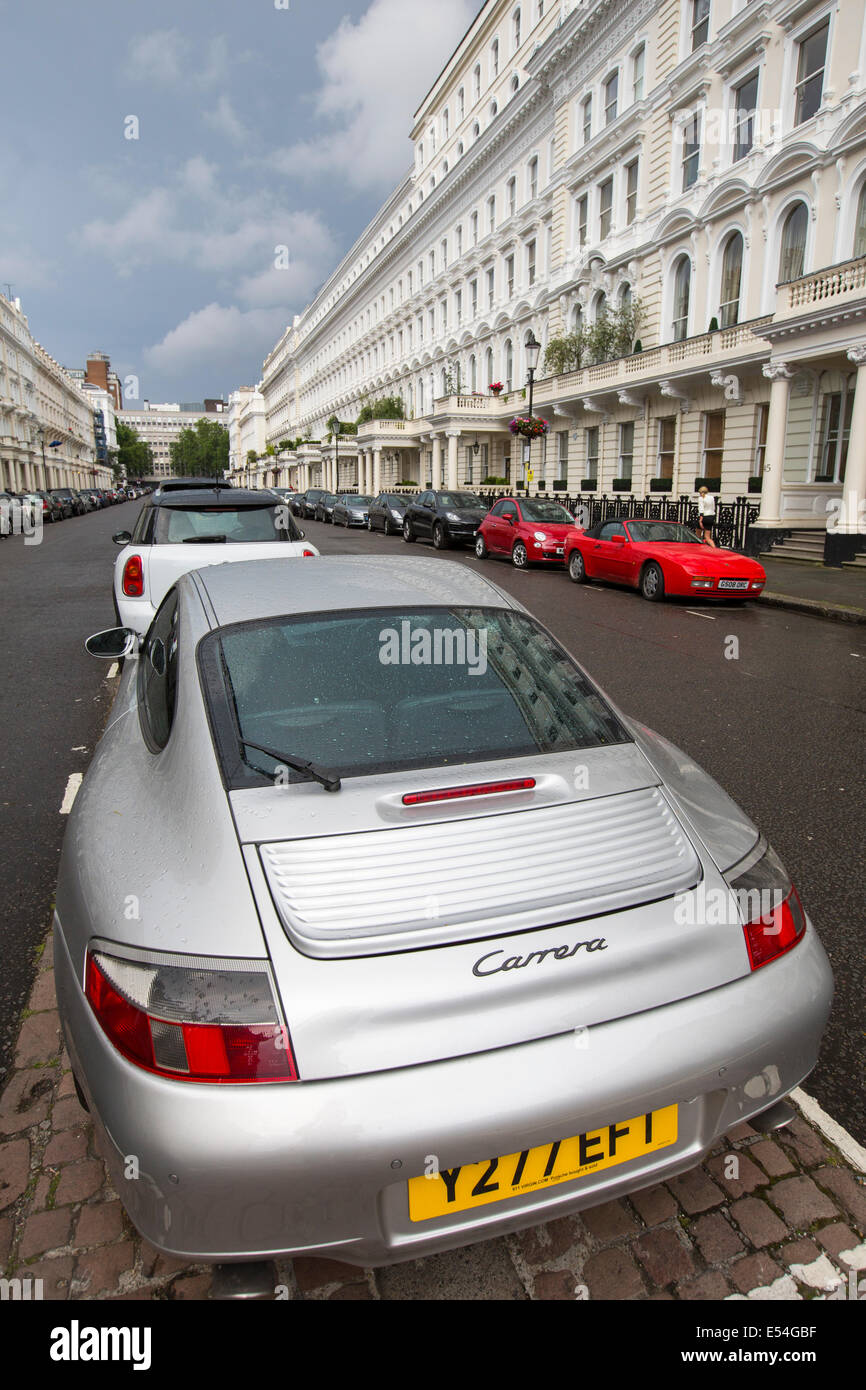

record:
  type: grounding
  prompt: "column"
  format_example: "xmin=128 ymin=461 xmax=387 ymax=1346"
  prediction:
xmin=446 ymin=431 xmax=460 ymax=490
xmin=840 ymin=346 xmax=866 ymax=532
xmin=755 ymin=363 xmax=792 ymax=527
xmin=372 ymin=447 xmax=382 ymax=496
xmin=431 ymin=434 xmax=443 ymax=489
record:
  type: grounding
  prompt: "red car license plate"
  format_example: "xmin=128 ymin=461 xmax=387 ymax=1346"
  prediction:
xmin=718 ymin=579 xmax=749 ymax=590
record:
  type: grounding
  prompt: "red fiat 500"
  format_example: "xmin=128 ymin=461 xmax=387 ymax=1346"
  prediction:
xmin=476 ymin=497 xmax=575 ymax=569
xmin=564 ymin=518 xmax=766 ymax=602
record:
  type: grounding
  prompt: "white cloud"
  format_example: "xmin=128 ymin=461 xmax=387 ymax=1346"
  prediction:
xmin=203 ymin=94 xmax=248 ymax=146
xmin=268 ymin=0 xmax=478 ymax=191
xmin=143 ymin=303 xmax=288 ymax=378
xmin=125 ymin=30 xmax=230 ymax=88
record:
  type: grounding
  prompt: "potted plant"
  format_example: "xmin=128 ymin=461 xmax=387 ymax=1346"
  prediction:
xmin=489 ymin=381 xmax=504 ymax=396
xmin=612 ymin=478 xmax=632 ymax=492
xmin=581 ymin=479 xmax=597 ymax=491
xmin=650 ymin=478 xmax=673 ymax=492
xmin=509 ymin=416 xmax=550 ymax=439
xmin=747 ymin=476 xmax=763 ymax=493
xmin=694 ymin=476 xmax=721 ymax=492
xmin=708 ymin=317 xmax=719 ymax=333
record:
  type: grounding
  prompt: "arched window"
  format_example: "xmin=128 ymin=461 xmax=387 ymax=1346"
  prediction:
xmin=511 ymin=74 xmax=520 ymax=93
xmin=473 ymin=64 xmax=481 ymax=102
xmin=594 ymin=291 xmax=608 ymax=322
xmin=473 ymin=121 xmax=480 ymax=139
xmin=492 ymin=38 xmax=500 ymax=77
xmin=470 ymin=355 xmax=477 ymax=392
xmin=513 ymin=7 xmax=522 ymax=52
xmin=490 ymin=100 xmax=498 ymax=118
xmin=418 ymin=378 xmax=425 ymax=413
xmin=672 ymin=256 xmax=691 ymax=341
xmin=504 ymin=339 xmax=514 ymax=390
xmin=441 ymin=369 xmax=449 ymax=396
xmin=458 ymin=87 xmax=465 ymax=121
xmin=719 ymin=232 xmax=743 ymax=328
xmin=486 ymin=347 xmax=494 ymax=385
xmin=571 ymin=304 xmax=583 ymax=333
xmin=854 ymin=183 xmax=866 ymax=258
xmin=779 ymin=202 xmax=808 ymax=283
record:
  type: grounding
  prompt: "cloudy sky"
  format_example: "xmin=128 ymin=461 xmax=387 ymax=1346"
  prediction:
xmin=1 ymin=0 xmax=480 ymax=402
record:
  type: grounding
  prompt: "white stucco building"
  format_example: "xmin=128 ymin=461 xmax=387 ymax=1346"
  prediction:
xmin=0 ymin=293 xmax=103 ymax=492
xmin=228 ymin=386 xmax=268 ymax=486
xmin=254 ymin=0 xmax=866 ymax=563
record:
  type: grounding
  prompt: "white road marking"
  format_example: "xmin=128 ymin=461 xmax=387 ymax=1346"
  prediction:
xmin=71 ymin=746 xmax=87 ymax=752
xmin=851 ymin=653 xmax=862 ymax=659
xmin=686 ymin=610 xmax=717 ymax=620
xmin=59 ymin=773 xmax=83 ymax=815
xmin=792 ymin=1088 xmax=866 ymax=1173
xmin=107 ymin=663 xmax=119 ymax=679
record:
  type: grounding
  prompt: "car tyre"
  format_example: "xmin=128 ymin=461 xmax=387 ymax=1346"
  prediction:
xmin=512 ymin=541 xmax=530 ymax=569
xmin=568 ymin=550 xmax=587 ymax=584
xmin=641 ymin=561 xmax=665 ymax=602
xmin=403 ymin=519 xmax=416 ymax=543
xmin=432 ymin=522 xmax=449 ymax=550
xmin=475 ymin=534 xmax=488 ymax=559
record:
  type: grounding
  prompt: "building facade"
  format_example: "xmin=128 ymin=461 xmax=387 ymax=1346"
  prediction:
xmin=250 ymin=0 xmax=866 ymax=561
xmin=0 ymin=293 xmax=103 ymax=492
xmin=228 ymin=386 xmax=268 ymax=485
xmin=118 ymin=400 xmax=229 ymax=481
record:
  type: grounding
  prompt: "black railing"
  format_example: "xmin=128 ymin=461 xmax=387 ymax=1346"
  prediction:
xmin=474 ymin=492 xmax=760 ymax=553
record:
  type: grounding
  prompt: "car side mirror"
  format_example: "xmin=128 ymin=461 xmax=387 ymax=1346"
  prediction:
xmin=610 ymin=535 xmax=626 ymax=545
xmin=85 ymin=627 xmax=138 ymax=659
xmin=113 ymin=531 xmax=132 ymax=546
xmin=299 ymin=530 xmax=305 ymax=539
xmin=503 ymin=514 xmax=515 ymax=525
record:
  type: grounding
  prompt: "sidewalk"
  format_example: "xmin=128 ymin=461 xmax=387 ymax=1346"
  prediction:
xmin=758 ymin=558 xmax=866 ymax=624
xmin=1 ymin=934 xmax=864 ymax=1301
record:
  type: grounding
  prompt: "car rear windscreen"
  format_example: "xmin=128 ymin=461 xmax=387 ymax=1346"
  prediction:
xmin=209 ymin=607 xmax=630 ymax=783
xmin=155 ymin=505 xmax=299 ymax=544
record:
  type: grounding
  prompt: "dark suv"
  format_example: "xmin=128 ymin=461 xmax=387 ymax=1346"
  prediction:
xmin=402 ymin=490 xmax=489 ymax=550
xmin=50 ymin=488 xmax=85 ymax=518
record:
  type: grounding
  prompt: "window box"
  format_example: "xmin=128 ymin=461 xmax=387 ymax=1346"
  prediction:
xmin=650 ymin=478 xmax=673 ymax=492
xmin=694 ymin=476 xmax=721 ymax=492
xmin=612 ymin=478 xmax=632 ymax=492
xmin=553 ymin=478 xmax=567 ymax=491
xmin=581 ymin=479 xmax=597 ymax=492
xmin=747 ymin=476 xmax=763 ymax=493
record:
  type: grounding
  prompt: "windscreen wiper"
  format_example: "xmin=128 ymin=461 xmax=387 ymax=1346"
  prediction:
xmin=239 ymin=739 xmax=342 ymax=793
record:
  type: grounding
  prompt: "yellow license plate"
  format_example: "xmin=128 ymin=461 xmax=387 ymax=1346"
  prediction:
xmin=408 ymin=1105 xmax=678 ymax=1222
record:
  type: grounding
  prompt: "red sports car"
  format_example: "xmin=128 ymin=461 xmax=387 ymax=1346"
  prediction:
xmin=564 ymin=518 xmax=766 ymax=602
xmin=475 ymin=496 xmax=575 ymax=568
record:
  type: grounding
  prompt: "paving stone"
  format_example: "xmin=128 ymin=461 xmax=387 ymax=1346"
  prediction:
xmin=706 ymin=1152 xmax=767 ymax=1199
xmin=20 ymin=1254 xmax=73 ymax=1300
xmin=518 ymin=1214 xmax=582 ymax=1263
xmin=39 ymin=938 xmax=55 ymax=972
xmin=75 ymin=1201 xmax=124 ymax=1247
xmin=582 ymin=1245 xmax=645 ymax=1300
xmin=329 ymin=1282 xmax=374 ymax=1300
xmin=0 ymin=1069 xmax=54 ymax=1135
xmin=691 ymin=1212 xmax=744 ymax=1264
xmin=730 ymin=1252 xmax=783 ymax=1294
xmin=769 ymin=1175 xmax=838 ymax=1227
xmin=581 ymin=1198 xmax=638 ymax=1243
xmin=633 ymin=1229 xmax=696 ymax=1288
xmin=816 ymin=1222 xmax=862 ymax=1268
xmin=0 ymin=1215 xmax=13 ymax=1271
xmin=677 ymin=1271 xmax=733 ymax=1300
xmin=171 ymin=1274 xmax=212 ymax=1300
xmin=14 ymin=1010 xmax=62 ymax=1067
xmin=31 ymin=1174 xmax=54 ymax=1212
xmin=532 ymin=1269 xmax=582 ymax=1300
xmin=50 ymin=1095 xmax=88 ymax=1132
xmin=139 ymin=1240 xmax=191 ymax=1279
xmin=779 ymin=1238 xmax=820 ymax=1267
xmin=293 ymin=1255 xmax=372 ymax=1293
xmin=54 ymin=1159 xmax=105 ymax=1206
xmin=28 ymin=971 xmax=57 ymax=1012
xmin=44 ymin=1128 xmax=88 ymax=1166
xmin=0 ymin=1136 xmax=30 ymax=1211
xmin=57 ymin=1072 xmax=78 ymax=1100
xmin=777 ymin=1116 xmax=831 ymax=1169
xmin=725 ymin=1122 xmax=756 ymax=1142
xmin=630 ymin=1183 xmax=679 ymax=1227
xmin=75 ymin=1241 xmax=136 ymax=1297
xmin=750 ymin=1139 xmax=795 ymax=1178
xmin=729 ymin=1196 xmax=788 ymax=1248
xmin=812 ymin=1167 xmax=866 ymax=1228
xmin=19 ymin=1208 xmax=72 ymax=1260
xmin=666 ymin=1167 xmax=725 ymax=1215
xmin=376 ymin=1240 xmax=526 ymax=1300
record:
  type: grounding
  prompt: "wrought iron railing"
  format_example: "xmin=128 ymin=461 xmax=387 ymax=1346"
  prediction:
xmin=474 ymin=492 xmax=760 ymax=552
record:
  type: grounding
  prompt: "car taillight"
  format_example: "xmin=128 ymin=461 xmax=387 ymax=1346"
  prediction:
xmin=403 ymin=778 xmax=536 ymax=806
xmin=122 ymin=554 xmax=144 ymax=597
xmin=85 ymin=945 xmax=297 ymax=1083
xmin=302 ymin=549 xmax=316 ymax=557
xmin=724 ymin=839 xmax=807 ymax=970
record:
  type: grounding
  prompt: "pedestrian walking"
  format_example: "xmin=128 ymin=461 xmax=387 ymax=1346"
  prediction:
xmin=697 ymin=486 xmax=717 ymax=547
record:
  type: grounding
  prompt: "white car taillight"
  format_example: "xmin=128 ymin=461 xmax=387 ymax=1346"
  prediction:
xmin=85 ymin=944 xmax=297 ymax=1082
xmin=724 ymin=839 xmax=807 ymax=970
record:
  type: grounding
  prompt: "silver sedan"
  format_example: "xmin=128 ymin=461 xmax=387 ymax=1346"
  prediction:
xmin=55 ymin=556 xmax=832 ymax=1265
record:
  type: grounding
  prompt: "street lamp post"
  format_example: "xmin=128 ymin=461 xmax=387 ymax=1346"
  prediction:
xmin=524 ymin=331 xmax=542 ymax=491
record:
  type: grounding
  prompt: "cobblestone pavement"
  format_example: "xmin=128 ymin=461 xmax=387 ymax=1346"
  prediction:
xmin=2 ymin=934 xmax=864 ymax=1302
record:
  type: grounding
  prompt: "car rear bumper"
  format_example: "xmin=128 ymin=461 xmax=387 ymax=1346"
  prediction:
xmin=54 ymin=916 xmax=832 ymax=1266
xmin=116 ymin=594 xmax=156 ymax=635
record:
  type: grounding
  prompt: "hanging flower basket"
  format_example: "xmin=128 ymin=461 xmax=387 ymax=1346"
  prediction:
xmin=489 ymin=382 xmax=504 ymax=395
xmin=509 ymin=416 xmax=549 ymax=439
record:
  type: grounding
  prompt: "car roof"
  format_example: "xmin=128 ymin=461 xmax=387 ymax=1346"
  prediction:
xmin=152 ymin=488 xmax=280 ymax=509
xmin=193 ymin=555 xmax=517 ymax=628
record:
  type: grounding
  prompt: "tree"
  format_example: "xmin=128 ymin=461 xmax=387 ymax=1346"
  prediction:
xmin=544 ymin=299 xmax=644 ymax=376
xmin=246 ymin=449 xmax=258 ymax=465
xmin=356 ymin=395 xmax=405 ymax=425
xmin=169 ymin=418 xmax=230 ymax=477
xmin=115 ymin=422 xmax=153 ymax=479
xmin=544 ymin=331 xmax=588 ymax=376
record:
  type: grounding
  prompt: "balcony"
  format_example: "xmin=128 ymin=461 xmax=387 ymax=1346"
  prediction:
xmin=772 ymin=256 xmax=866 ymax=324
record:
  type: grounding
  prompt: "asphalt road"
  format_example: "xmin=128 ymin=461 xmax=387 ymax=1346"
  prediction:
xmin=1 ymin=504 xmax=863 ymax=1145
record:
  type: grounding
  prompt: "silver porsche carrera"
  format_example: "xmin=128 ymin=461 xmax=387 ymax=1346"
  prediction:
xmin=54 ymin=556 xmax=833 ymax=1265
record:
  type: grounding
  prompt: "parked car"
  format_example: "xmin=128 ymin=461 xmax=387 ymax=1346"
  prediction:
xmin=402 ymin=490 xmax=489 ymax=549
xmin=49 ymin=488 xmax=83 ymax=518
xmin=58 ymin=554 xmax=832 ymax=1266
xmin=332 ymin=494 xmax=373 ymax=527
xmin=301 ymin=489 xmax=329 ymax=520
xmin=76 ymin=491 xmax=98 ymax=512
xmin=314 ymin=492 xmax=339 ymax=523
xmin=476 ymin=497 xmax=576 ymax=569
xmin=112 ymin=486 xmax=319 ymax=634
xmin=564 ymin=518 xmax=767 ymax=603
xmin=367 ymin=493 xmax=412 ymax=535
xmin=0 ymin=490 xmax=12 ymax=536
xmin=34 ymin=490 xmax=64 ymax=524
